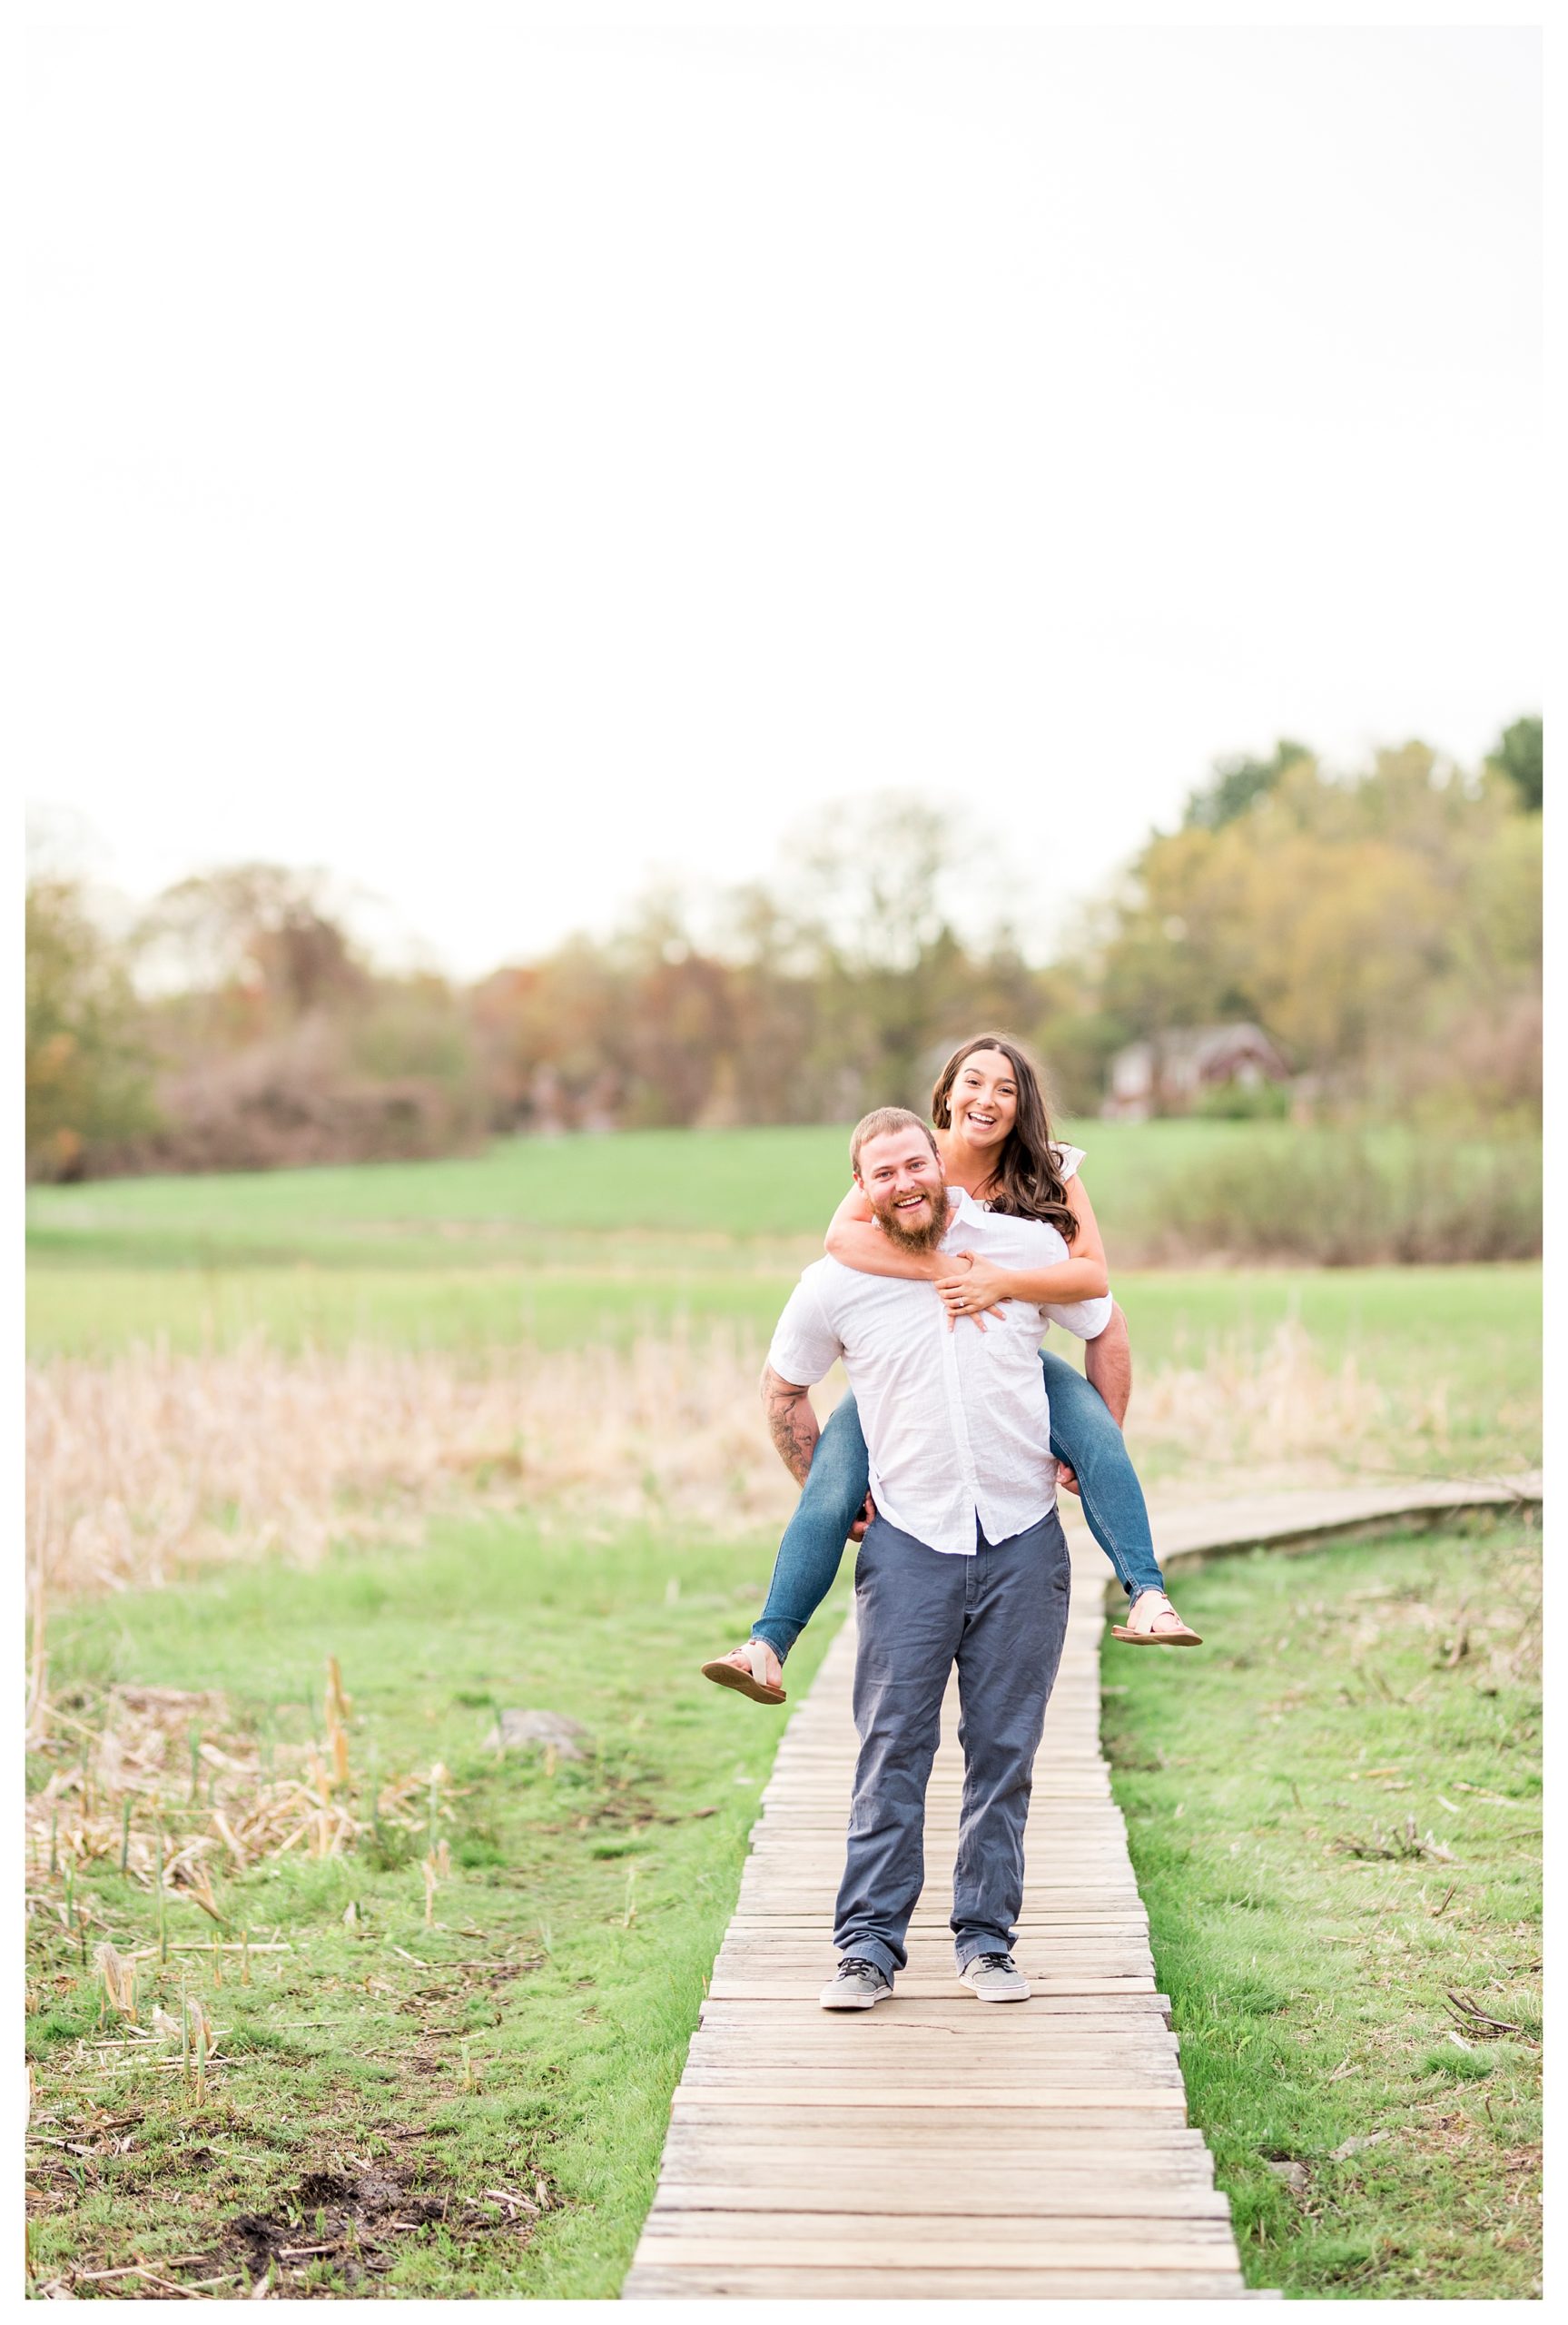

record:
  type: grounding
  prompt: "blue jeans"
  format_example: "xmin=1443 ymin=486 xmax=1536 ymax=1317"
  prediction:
xmin=754 ymin=1350 xmax=1164 ymax=1661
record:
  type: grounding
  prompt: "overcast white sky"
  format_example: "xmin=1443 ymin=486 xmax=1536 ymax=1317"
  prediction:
xmin=21 ymin=12 xmax=1542 ymax=980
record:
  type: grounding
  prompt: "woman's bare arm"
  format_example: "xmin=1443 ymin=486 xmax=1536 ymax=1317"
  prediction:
xmin=1062 ymin=1172 xmax=1109 ymax=1276
xmin=939 ymin=1247 xmax=1110 ymax=1307
xmin=824 ymin=1185 xmax=948 ymax=1281
xmin=826 ymin=1172 xmax=1110 ymax=1303
xmin=935 ymin=1175 xmax=1111 ymax=1309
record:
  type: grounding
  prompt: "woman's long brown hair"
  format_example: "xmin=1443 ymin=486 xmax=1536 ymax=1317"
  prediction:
xmin=931 ymin=1033 xmax=1077 ymax=1241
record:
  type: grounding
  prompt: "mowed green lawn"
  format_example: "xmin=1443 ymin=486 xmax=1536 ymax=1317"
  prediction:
xmin=25 ymin=1116 xmax=1533 ymax=1271
xmin=28 ymin=1121 xmax=1250 ymax=1260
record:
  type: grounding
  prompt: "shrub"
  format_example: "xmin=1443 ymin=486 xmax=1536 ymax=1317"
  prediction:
xmin=1153 ymin=1131 xmax=1541 ymax=1265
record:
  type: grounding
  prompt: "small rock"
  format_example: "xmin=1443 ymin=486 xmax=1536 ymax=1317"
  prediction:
xmin=1327 ymin=2130 xmax=1390 ymax=2162
xmin=1264 ymin=2159 xmax=1310 ymax=2197
xmin=483 ymin=1708 xmax=589 ymax=1760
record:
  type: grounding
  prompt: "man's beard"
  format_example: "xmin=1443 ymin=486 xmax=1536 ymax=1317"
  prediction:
xmin=873 ymin=1191 xmax=950 ymax=1254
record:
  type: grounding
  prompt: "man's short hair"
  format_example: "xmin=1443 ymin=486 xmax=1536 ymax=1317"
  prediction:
xmin=851 ymin=1107 xmax=941 ymax=1177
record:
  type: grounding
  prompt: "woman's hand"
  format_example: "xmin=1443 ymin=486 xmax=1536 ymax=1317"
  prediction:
xmin=935 ymin=1252 xmax=1012 ymax=1331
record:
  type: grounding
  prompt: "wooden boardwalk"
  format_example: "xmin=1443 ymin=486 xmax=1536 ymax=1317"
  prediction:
xmin=624 ymin=1474 xmax=1537 ymax=2300
xmin=625 ymin=1525 xmax=1247 ymax=2300
xmin=1146 ymin=1470 xmax=1539 ymax=1572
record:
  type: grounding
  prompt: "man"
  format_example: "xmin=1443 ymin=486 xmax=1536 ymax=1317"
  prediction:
xmin=761 ymin=1105 xmax=1113 ymax=2010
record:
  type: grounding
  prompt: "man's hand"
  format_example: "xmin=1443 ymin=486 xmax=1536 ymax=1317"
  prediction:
xmin=849 ymin=1492 xmax=876 ymax=1541
xmin=760 ymin=1365 xmax=822 ymax=1487
xmin=1056 ymin=1464 xmax=1080 ymax=1497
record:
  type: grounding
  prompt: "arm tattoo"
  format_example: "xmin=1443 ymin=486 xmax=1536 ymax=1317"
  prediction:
xmin=761 ymin=1369 xmax=820 ymax=1486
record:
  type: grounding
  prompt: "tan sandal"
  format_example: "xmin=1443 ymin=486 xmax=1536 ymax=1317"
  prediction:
xmin=700 ymin=1640 xmax=787 ymax=1705
xmin=1111 ymin=1591 xmax=1203 ymax=1647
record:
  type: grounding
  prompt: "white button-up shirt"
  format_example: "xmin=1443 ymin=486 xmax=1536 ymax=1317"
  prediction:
xmin=766 ymin=1187 xmax=1114 ymax=1558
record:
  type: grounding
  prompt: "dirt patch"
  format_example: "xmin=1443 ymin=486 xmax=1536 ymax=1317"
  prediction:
xmin=222 ymin=2159 xmax=554 ymax=2292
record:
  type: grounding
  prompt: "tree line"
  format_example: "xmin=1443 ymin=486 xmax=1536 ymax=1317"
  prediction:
xmin=25 ymin=719 xmax=1542 ymax=1180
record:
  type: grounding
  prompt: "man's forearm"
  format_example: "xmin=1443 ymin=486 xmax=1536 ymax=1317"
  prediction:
xmin=1084 ymin=1302 xmax=1132 ymax=1427
xmin=761 ymin=1366 xmax=822 ymax=1486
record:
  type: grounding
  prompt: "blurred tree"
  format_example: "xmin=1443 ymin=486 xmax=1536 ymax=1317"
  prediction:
xmin=140 ymin=863 xmax=369 ymax=1028
xmin=1486 ymin=715 xmax=1543 ymax=813
xmin=1468 ymin=811 xmax=1543 ymax=976
xmin=1099 ymin=738 xmax=1539 ymax=1117
xmin=1181 ymin=738 xmax=1313 ymax=831
xmin=612 ymin=897 xmax=740 ymax=1129
xmin=719 ymin=885 xmax=825 ymax=1123
xmin=25 ymin=878 xmax=157 ymax=1178
xmin=796 ymin=798 xmax=973 ymax=1109
xmin=27 ymin=722 xmax=1539 ymax=1176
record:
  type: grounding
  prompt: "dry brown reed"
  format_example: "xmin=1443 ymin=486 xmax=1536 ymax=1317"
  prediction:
xmin=25 ymin=1677 xmax=449 ymax=1905
xmin=25 ymin=1320 xmax=1419 ymax=1613
xmin=1124 ymin=1317 xmax=1439 ymax=1481
xmin=26 ymin=1326 xmax=799 ymax=1599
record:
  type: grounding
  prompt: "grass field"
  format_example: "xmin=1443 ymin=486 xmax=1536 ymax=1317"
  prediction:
xmin=1108 ymin=1523 xmax=1542 ymax=2299
xmin=25 ymin=1518 xmax=847 ymax=2298
xmin=22 ymin=1125 xmax=1544 ymax=1485
xmin=25 ymin=1118 xmax=1540 ymax=1283
xmin=25 ymin=1127 xmax=1542 ymax=2298
xmin=25 ymin=1121 xmax=1267 ymax=1258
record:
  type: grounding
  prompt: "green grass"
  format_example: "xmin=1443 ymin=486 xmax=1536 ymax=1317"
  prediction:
xmin=25 ymin=1259 xmax=801 ymax=1358
xmin=1105 ymin=1523 xmax=1542 ymax=2299
xmin=25 ymin=1518 xmax=846 ymax=2298
xmin=31 ymin=1118 xmax=1535 ymax=1270
xmin=25 ymin=1122 xmax=1251 ymax=1254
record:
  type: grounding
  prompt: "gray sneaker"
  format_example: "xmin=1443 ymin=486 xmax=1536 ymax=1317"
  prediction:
xmin=959 ymin=1951 xmax=1031 ymax=2002
xmin=819 ymin=1958 xmax=892 ymax=2010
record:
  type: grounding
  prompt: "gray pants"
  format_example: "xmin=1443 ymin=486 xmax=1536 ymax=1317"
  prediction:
xmin=833 ymin=1509 xmax=1071 ymax=1979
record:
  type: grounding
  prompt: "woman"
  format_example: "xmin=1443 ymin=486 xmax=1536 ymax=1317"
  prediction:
xmin=703 ymin=1033 xmax=1200 ymax=1705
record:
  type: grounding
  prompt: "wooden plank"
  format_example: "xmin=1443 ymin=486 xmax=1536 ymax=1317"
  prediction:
xmin=636 ymin=2233 xmax=1234 ymax=2271
xmin=705 ymin=1978 xmax=1159 ymax=1999
xmin=685 ymin=2031 xmax=1182 ymax=2057
xmin=671 ymin=2084 xmax=1188 ymax=2110
xmin=713 ymin=1946 xmax=1155 ymax=1962
xmin=723 ymin=1918 xmax=1149 ymax=1933
xmin=645 ymin=2208 xmax=1238 ymax=2242
xmin=654 ymin=2154 xmax=1216 ymax=2187
xmin=660 ymin=2108 xmax=1198 ymax=2138
xmin=650 ymin=2185 xmax=1233 ymax=2219
xmin=696 ymin=1998 xmax=1174 ymax=2024
xmin=703 ymin=1984 xmax=1168 ymax=2008
xmin=659 ymin=2131 xmax=1214 ymax=2161
xmin=624 ymin=2266 xmax=1251 ymax=2299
